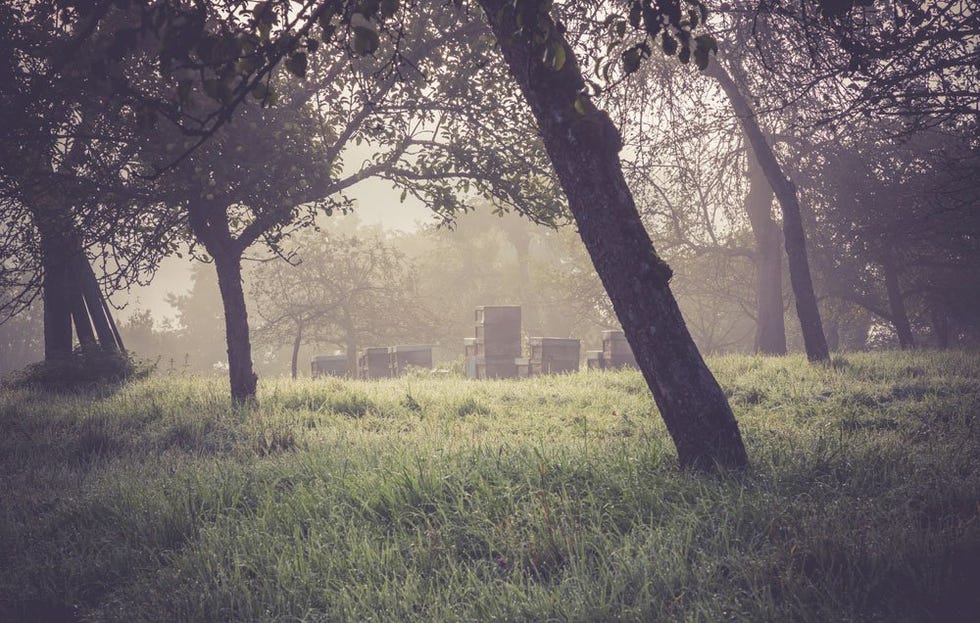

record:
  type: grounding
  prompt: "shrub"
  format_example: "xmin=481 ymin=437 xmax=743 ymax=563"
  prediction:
xmin=4 ymin=346 xmax=153 ymax=391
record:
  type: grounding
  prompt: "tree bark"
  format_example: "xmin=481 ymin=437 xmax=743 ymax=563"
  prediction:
xmin=706 ymin=62 xmax=830 ymax=362
xmin=291 ymin=320 xmax=303 ymax=380
xmin=882 ymin=259 xmax=915 ymax=349
xmin=478 ymin=0 xmax=747 ymax=469
xmin=213 ymin=252 xmax=258 ymax=404
xmin=73 ymin=251 xmax=123 ymax=351
xmin=39 ymin=228 xmax=74 ymax=359
xmin=745 ymin=149 xmax=787 ymax=355
xmin=68 ymin=272 xmax=97 ymax=347
xmin=188 ymin=204 xmax=258 ymax=405
xmin=28 ymin=176 xmax=125 ymax=358
xmin=345 ymin=324 xmax=358 ymax=379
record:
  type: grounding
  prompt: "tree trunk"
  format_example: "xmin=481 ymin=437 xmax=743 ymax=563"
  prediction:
xmin=29 ymin=177 xmax=125 ymax=358
xmin=291 ymin=320 xmax=303 ymax=379
xmin=212 ymin=252 xmax=258 ymax=404
xmin=73 ymin=251 xmax=123 ymax=351
xmin=39 ymin=229 xmax=74 ymax=359
xmin=345 ymin=331 xmax=358 ymax=379
xmin=478 ymin=0 xmax=747 ymax=470
xmin=188 ymin=202 xmax=258 ymax=405
xmin=706 ymin=62 xmax=830 ymax=362
xmin=882 ymin=260 xmax=915 ymax=349
xmin=69 ymin=277 xmax=97 ymax=347
xmin=745 ymin=149 xmax=787 ymax=355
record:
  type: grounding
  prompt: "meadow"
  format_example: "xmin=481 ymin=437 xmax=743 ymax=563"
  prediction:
xmin=1 ymin=351 xmax=978 ymax=622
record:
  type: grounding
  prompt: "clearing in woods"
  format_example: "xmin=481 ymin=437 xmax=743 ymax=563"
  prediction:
xmin=0 ymin=351 xmax=978 ymax=621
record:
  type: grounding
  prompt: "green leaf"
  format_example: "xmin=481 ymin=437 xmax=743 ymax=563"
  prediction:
xmin=380 ymin=0 xmax=399 ymax=18
xmin=236 ymin=55 xmax=260 ymax=74
xmin=628 ymin=1 xmax=642 ymax=29
xmin=285 ymin=51 xmax=307 ymax=78
xmin=573 ymin=95 xmax=587 ymax=115
xmin=549 ymin=41 xmax=566 ymax=71
xmin=622 ymin=46 xmax=642 ymax=75
xmin=358 ymin=0 xmax=380 ymax=20
xmin=352 ymin=25 xmax=380 ymax=55
xmin=694 ymin=34 xmax=718 ymax=55
xmin=251 ymin=82 xmax=271 ymax=101
xmin=694 ymin=47 xmax=709 ymax=70
xmin=693 ymin=35 xmax=717 ymax=70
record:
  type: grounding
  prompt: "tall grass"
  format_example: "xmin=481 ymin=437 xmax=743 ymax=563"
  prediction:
xmin=1 ymin=352 xmax=977 ymax=621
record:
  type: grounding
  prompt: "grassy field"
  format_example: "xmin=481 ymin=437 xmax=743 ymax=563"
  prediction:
xmin=1 ymin=351 xmax=978 ymax=622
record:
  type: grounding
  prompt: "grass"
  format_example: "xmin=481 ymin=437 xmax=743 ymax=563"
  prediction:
xmin=0 ymin=351 xmax=978 ymax=622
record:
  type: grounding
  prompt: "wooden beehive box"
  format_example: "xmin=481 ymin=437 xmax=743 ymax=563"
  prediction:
xmin=585 ymin=350 xmax=605 ymax=371
xmin=601 ymin=330 xmax=637 ymax=368
xmin=528 ymin=337 xmax=580 ymax=375
xmin=311 ymin=354 xmax=348 ymax=378
xmin=475 ymin=355 xmax=518 ymax=379
xmin=474 ymin=305 xmax=521 ymax=358
xmin=390 ymin=344 xmax=433 ymax=375
xmin=515 ymin=357 xmax=530 ymax=378
xmin=358 ymin=347 xmax=393 ymax=379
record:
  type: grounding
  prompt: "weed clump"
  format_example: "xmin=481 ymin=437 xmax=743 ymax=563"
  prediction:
xmin=5 ymin=346 xmax=153 ymax=391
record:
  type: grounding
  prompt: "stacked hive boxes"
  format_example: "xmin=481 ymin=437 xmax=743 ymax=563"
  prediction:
xmin=358 ymin=347 xmax=393 ymax=379
xmin=601 ymin=330 xmax=637 ymax=368
xmin=467 ymin=305 xmax=521 ymax=379
xmin=390 ymin=344 xmax=433 ymax=375
xmin=585 ymin=331 xmax=638 ymax=370
xmin=310 ymin=354 xmax=348 ymax=378
xmin=528 ymin=337 xmax=580 ymax=375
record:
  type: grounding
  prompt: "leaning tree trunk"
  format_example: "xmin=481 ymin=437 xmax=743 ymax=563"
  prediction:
xmin=745 ymin=149 xmax=787 ymax=355
xmin=706 ymin=62 xmax=830 ymax=362
xmin=29 ymin=177 xmax=125 ymax=358
xmin=882 ymin=259 xmax=915 ymax=349
xmin=478 ymin=0 xmax=747 ymax=469
xmin=72 ymin=251 xmax=124 ymax=351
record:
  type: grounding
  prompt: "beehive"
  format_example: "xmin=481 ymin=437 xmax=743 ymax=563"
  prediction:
xmin=311 ymin=354 xmax=348 ymax=378
xmin=474 ymin=355 xmax=519 ymax=379
xmin=390 ymin=344 xmax=433 ymax=375
xmin=528 ymin=337 xmax=580 ymax=375
xmin=601 ymin=330 xmax=637 ymax=368
xmin=515 ymin=357 xmax=530 ymax=378
xmin=474 ymin=306 xmax=521 ymax=358
xmin=467 ymin=306 xmax=522 ymax=378
xmin=585 ymin=350 xmax=604 ymax=371
xmin=358 ymin=347 xmax=393 ymax=379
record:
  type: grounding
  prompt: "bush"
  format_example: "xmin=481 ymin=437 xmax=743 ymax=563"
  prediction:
xmin=4 ymin=346 xmax=153 ymax=391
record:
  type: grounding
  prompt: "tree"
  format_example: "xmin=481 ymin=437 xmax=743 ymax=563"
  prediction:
xmin=474 ymin=0 xmax=748 ymax=469
xmin=703 ymin=59 xmax=829 ymax=361
xmin=803 ymin=123 xmax=980 ymax=349
xmin=251 ymin=229 xmax=435 ymax=378
xmin=128 ymin=3 xmax=562 ymax=404
xmin=0 ymin=1 xmax=186 ymax=365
